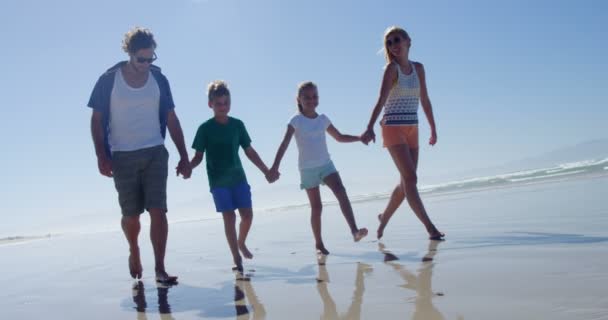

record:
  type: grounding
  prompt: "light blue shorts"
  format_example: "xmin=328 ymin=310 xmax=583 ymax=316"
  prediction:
xmin=299 ymin=161 xmax=338 ymax=190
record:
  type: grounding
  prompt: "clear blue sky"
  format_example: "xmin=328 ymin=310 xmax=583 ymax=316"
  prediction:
xmin=1 ymin=0 xmax=606 ymax=236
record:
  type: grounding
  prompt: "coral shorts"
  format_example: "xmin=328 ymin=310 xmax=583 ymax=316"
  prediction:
xmin=381 ymin=125 xmax=419 ymax=149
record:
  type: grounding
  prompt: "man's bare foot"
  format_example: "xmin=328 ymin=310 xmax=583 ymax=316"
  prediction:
xmin=429 ymin=231 xmax=445 ymax=241
xmin=155 ymin=270 xmax=178 ymax=284
xmin=128 ymin=251 xmax=143 ymax=279
xmin=377 ymin=213 xmax=386 ymax=239
xmin=353 ymin=228 xmax=368 ymax=242
xmin=238 ymin=243 xmax=253 ymax=259
xmin=232 ymin=258 xmax=244 ymax=273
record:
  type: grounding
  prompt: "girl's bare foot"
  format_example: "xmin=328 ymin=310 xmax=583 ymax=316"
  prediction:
xmin=353 ymin=228 xmax=368 ymax=242
xmin=238 ymin=242 xmax=253 ymax=259
xmin=128 ymin=250 xmax=143 ymax=279
xmin=377 ymin=213 xmax=386 ymax=239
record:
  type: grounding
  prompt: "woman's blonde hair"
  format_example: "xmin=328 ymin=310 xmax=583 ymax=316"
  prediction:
xmin=383 ymin=26 xmax=410 ymax=63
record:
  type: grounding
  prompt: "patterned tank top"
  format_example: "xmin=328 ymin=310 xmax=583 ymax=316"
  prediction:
xmin=382 ymin=61 xmax=420 ymax=126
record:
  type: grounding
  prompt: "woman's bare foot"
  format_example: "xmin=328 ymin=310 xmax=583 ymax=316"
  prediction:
xmin=377 ymin=213 xmax=387 ymax=239
xmin=128 ymin=250 xmax=143 ymax=279
xmin=155 ymin=270 xmax=178 ymax=284
xmin=238 ymin=242 xmax=253 ymax=259
xmin=353 ymin=228 xmax=368 ymax=242
xmin=316 ymin=244 xmax=330 ymax=256
xmin=427 ymin=225 xmax=445 ymax=241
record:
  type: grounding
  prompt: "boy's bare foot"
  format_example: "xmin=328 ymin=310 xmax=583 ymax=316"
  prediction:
xmin=128 ymin=251 xmax=143 ymax=279
xmin=353 ymin=228 xmax=368 ymax=242
xmin=155 ymin=270 xmax=178 ymax=284
xmin=238 ymin=243 xmax=253 ymax=259
xmin=316 ymin=244 xmax=330 ymax=256
xmin=377 ymin=213 xmax=386 ymax=239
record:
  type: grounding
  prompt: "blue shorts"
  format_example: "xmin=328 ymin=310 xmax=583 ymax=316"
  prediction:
xmin=210 ymin=181 xmax=252 ymax=212
xmin=299 ymin=161 xmax=338 ymax=190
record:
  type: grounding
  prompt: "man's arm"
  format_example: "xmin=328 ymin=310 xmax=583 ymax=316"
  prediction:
xmin=166 ymin=110 xmax=192 ymax=178
xmin=91 ymin=110 xmax=112 ymax=177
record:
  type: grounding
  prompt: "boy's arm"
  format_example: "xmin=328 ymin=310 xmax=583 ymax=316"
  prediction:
xmin=190 ymin=151 xmax=204 ymax=170
xmin=327 ymin=124 xmax=361 ymax=143
xmin=271 ymin=125 xmax=295 ymax=171
xmin=167 ymin=110 xmax=192 ymax=178
xmin=244 ymin=146 xmax=270 ymax=176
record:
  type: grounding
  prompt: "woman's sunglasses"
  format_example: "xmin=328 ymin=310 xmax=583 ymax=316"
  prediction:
xmin=385 ymin=37 xmax=402 ymax=47
xmin=136 ymin=53 xmax=157 ymax=64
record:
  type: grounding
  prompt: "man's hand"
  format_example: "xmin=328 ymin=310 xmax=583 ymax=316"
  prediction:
xmin=97 ymin=155 xmax=113 ymax=177
xmin=175 ymin=158 xmax=192 ymax=179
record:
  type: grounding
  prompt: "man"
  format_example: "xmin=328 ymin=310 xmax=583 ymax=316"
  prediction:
xmin=88 ymin=27 xmax=191 ymax=283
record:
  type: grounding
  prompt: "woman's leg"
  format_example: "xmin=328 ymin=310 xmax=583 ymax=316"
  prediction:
xmin=377 ymin=147 xmax=419 ymax=239
xmin=387 ymin=144 xmax=442 ymax=239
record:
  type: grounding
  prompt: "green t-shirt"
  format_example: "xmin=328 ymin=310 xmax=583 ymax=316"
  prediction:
xmin=192 ymin=117 xmax=252 ymax=189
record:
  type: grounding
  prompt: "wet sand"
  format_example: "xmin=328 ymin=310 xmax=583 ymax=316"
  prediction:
xmin=2 ymin=177 xmax=608 ymax=319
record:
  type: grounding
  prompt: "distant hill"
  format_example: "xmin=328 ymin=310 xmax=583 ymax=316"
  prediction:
xmin=498 ymin=139 xmax=608 ymax=172
xmin=447 ymin=139 xmax=608 ymax=181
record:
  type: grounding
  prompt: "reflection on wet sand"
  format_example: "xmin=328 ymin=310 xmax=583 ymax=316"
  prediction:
xmin=379 ymin=241 xmax=445 ymax=320
xmin=132 ymin=281 xmax=176 ymax=320
xmin=234 ymin=275 xmax=267 ymax=320
xmin=316 ymin=257 xmax=373 ymax=320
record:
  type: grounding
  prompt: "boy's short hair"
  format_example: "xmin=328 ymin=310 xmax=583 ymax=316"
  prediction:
xmin=207 ymin=80 xmax=231 ymax=102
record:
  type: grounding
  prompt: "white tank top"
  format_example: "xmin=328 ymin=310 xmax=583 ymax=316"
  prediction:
xmin=109 ymin=69 xmax=163 ymax=152
xmin=382 ymin=61 xmax=420 ymax=126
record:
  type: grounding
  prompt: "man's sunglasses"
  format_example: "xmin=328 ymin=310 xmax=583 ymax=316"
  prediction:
xmin=385 ymin=37 xmax=402 ymax=47
xmin=136 ymin=53 xmax=157 ymax=64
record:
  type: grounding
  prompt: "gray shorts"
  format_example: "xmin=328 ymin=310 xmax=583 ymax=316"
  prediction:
xmin=112 ymin=145 xmax=169 ymax=216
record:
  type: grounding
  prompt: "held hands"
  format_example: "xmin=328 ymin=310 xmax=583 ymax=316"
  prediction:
xmin=175 ymin=157 xmax=192 ymax=179
xmin=361 ymin=128 xmax=376 ymax=145
xmin=265 ymin=167 xmax=280 ymax=183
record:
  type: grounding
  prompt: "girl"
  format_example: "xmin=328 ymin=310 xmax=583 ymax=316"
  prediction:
xmin=270 ymin=81 xmax=368 ymax=255
xmin=362 ymin=26 xmax=444 ymax=240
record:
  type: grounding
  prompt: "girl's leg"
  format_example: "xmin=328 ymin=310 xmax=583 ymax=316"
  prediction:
xmin=306 ymin=187 xmax=329 ymax=255
xmin=222 ymin=210 xmax=243 ymax=271
xmin=377 ymin=148 xmax=419 ymax=239
xmin=237 ymin=208 xmax=254 ymax=259
xmin=387 ymin=144 xmax=442 ymax=239
xmin=323 ymin=172 xmax=368 ymax=241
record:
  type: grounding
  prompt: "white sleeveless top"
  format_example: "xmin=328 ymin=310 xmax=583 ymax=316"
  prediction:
xmin=382 ymin=61 xmax=420 ymax=126
xmin=108 ymin=69 xmax=163 ymax=152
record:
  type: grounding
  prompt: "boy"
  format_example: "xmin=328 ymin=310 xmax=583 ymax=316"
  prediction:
xmin=190 ymin=80 xmax=277 ymax=272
